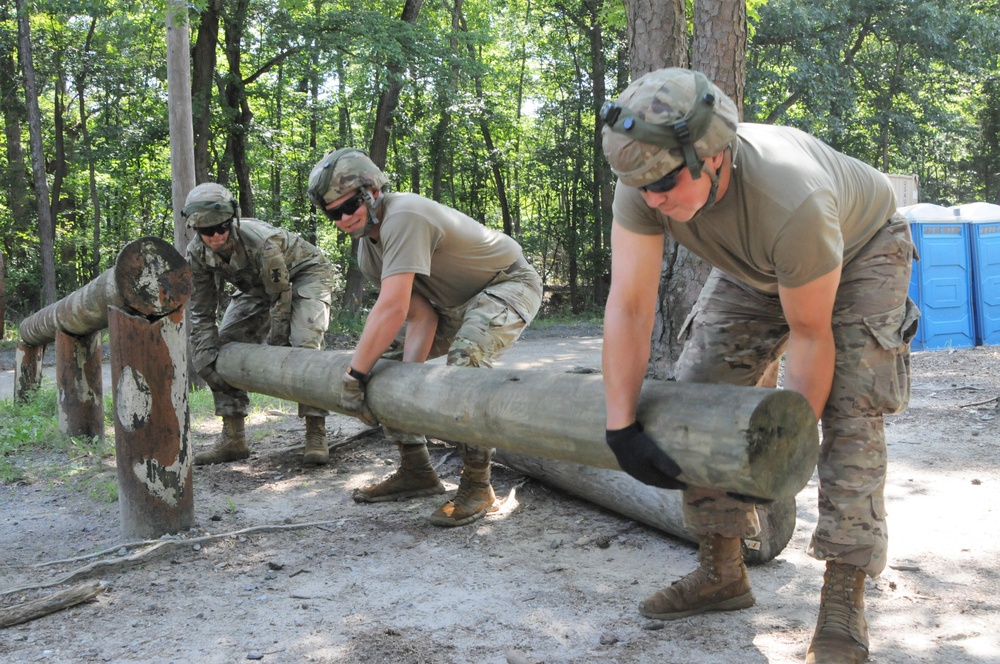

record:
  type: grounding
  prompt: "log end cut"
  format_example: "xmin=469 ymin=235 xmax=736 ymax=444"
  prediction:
xmin=114 ymin=237 xmax=192 ymax=318
xmin=745 ymin=389 xmax=819 ymax=500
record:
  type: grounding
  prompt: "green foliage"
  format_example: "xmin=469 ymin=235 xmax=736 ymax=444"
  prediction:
xmin=2 ymin=0 xmax=999 ymax=327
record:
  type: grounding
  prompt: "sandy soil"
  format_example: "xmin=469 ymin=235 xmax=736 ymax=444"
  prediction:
xmin=1 ymin=331 xmax=998 ymax=664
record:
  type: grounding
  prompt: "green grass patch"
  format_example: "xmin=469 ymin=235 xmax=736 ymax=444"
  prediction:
xmin=0 ymin=387 xmax=117 ymax=497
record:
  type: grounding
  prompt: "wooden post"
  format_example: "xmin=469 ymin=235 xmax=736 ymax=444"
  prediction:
xmin=55 ymin=330 xmax=104 ymax=441
xmin=493 ymin=450 xmax=796 ymax=565
xmin=215 ymin=345 xmax=818 ymax=502
xmin=14 ymin=341 xmax=44 ymax=402
xmin=109 ymin=305 xmax=192 ymax=540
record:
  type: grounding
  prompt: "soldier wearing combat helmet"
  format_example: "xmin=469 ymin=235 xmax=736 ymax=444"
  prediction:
xmin=184 ymin=183 xmax=337 ymax=467
xmin=600 ymin=68 xmax=919 ymax=663
xmin=308 ymin=148 xmax=543 ymax=528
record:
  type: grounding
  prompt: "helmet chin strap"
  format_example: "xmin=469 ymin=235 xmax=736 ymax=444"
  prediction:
xmin=350 ymin=188 xmax=383 ymax=239
xmin=697 ymin=144 xmax=735 ymax=213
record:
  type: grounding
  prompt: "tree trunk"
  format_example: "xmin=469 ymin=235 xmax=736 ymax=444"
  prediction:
xmin=191 ymin=0 xmax=221 ymax=184
xmin=369 ymin=0 xmax=425 ymax=167
xmin=221 ymin=0 xmax=254 ymax=215
xmin=215 ymin=345 xmax=819 ymax=501
xmin=15 ymin=0 xmax=57 ymax=305
xmin=586 ymin=0 xmax=611 ymax=306
xmin=691 ymin=0 xmax=747 ymax=118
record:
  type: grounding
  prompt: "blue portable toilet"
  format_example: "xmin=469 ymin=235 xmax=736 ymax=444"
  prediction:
xmin=899 ymin=204 xmax=975 ymax=350
xmin=954 ymin=202 xmax=1000 ymax=346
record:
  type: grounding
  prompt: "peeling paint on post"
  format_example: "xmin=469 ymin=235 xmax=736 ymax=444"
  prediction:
xmin=55 ymin=330 xmax=104 ymax=441
xmin=110 ymin=305 xmax=193 ymax=540
xmin=14 ymin=342 xmax=44 ymax=402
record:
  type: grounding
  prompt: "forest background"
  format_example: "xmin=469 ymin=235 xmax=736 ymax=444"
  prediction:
xmin=1 ymin=0 xmax=999 ymax=336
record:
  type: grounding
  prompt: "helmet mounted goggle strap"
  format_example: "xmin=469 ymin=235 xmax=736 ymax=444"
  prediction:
xmin=181 ymin=198 xmax=238 ymax=220
xmin=601 ymin=72 xmax=717 ymax=181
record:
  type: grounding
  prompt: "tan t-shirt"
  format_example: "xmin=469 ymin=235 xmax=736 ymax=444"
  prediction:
xmin=358 ymin=192 xmax=525 ymax=308
xmin=612 ymin=124 xmax=898 ymax=293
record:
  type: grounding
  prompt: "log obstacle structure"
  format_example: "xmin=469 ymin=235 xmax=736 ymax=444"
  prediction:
xmin=16 ymin=237 xmax=194 ymax=539
xmin=216 ymin=344 xmax=818 ymax=561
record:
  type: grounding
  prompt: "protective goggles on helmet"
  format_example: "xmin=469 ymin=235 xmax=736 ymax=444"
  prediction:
xmin=322 ymin=193 xmax=365 ymax=221
xmin=196 ymin=220 xmax=232 ymax=237
xmin=639 ymin=164 xmax=686 ymax=194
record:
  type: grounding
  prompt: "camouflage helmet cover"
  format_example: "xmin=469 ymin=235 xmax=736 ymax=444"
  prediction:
xmin=307 ymin=148 xmax=389 ymax=209
xmin=182 ymin=183 xmax=237 ymax=228
xmin=601 ymin=68 xmax=738 ymax=188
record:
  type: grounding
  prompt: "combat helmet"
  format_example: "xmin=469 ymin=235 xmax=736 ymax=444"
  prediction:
xmin=308 ymin=148 xmax=389 ymax=238
xmin=182 ymin=183 xmax=239 ymax=228
xmin=601 ymin=68 xmax=738 ymax=188
xmin=307 ymin=148 xmax=388 ymax=211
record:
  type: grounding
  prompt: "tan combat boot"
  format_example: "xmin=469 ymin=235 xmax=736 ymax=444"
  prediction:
xmin=353 ymin=443 xmax=446 ymax=503
xmin=427 ymin=446 xmax=499 ymax=527
xmin=194 ymin=416 xmax=249 ymax=465
xmin=303 ymin=416 xmax=329 ymax=465
xmin=805 ymin=562 xmax=869 ymax=664
xmin=639 ymin=533 xmax=755 ymax=620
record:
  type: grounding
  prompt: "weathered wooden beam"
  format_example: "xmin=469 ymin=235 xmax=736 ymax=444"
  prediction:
xmin=18 ymin=236 xmax=191 ymax=347
xmin=216 ymin=345 xmax=818 ymax=501
xmin=13 ymin=342 xmax=44 ymax=402
xmin=492 ymin=449 xmax=796 ymax=565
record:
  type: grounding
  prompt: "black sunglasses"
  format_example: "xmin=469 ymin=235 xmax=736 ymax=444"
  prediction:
xmin=640 ymin=164 xmax=686 ymax=194
xmin=323 ymin=193 xmax=365 ymax=220
xmin=196 ymin=220 xmax=232 ymax=237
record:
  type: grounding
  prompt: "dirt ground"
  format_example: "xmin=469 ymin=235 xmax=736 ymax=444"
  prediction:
xmin=1 ymin=328 xmax=999 ymax=663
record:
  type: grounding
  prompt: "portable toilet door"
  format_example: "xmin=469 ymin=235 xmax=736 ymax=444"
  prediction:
xmin=955 ymin=202 xmax=1000 ymax=346
xmin=900 ymin=204 xmax=975 ymax=350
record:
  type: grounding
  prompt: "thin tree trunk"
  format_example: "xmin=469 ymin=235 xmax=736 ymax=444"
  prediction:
xmin=192 ymin=0 xmax=221 ymax=184
xmin=16 ymin=0 xmax=57 ymax=305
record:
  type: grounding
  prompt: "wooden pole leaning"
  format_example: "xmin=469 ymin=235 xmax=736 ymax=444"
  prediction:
xmin=215 ymin=345 xmax=818 ymax=503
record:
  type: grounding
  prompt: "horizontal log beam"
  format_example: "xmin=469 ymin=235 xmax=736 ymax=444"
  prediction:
xmin=18 ymin=237 xmax=191 ymax=347
xmin=216 ymin=344 xmax=818 ymax=501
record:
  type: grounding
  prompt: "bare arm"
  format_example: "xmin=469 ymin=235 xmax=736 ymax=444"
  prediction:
xmin=603 ymin=222 xmax=667 ymax=429
xmin=777 ymin=265 xmax=842 ymax=419
xmin=401 ymin=291 xmax=438 ymax=362
xmin=349 ymin=272 xmax=416 ymax=374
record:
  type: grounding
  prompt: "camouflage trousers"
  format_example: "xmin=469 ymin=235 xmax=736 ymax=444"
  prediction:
xmin=213 ymin=276 xmax=332 ymax=419
xmin=384 ymin=262 xmax=543 ymax=452
xmin=676 ymin=215 xmax=919 ymax=577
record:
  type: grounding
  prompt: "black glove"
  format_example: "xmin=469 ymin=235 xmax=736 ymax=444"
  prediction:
xmin=606 ymin=422 xmax=686 ymax=490
xmin=199 ymin=364 xmax=239 ymax=396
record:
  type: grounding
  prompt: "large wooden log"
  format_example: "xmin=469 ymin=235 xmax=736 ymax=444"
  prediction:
xmin=216 ymin=344 xmax=818 ymax=501
xmin=492 ymin=449 xmax=797 ymax=565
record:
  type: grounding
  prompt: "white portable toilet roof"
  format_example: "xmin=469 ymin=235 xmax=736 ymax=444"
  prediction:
xmin=898 ymin=203 xmax=961 ymax=222
xmin=952 ymin=202 xmax=1000 ymax=222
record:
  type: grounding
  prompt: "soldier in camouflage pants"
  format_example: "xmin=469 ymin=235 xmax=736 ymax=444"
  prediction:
xmin=600 ymin=67 xmax=919 ymax=663
xmin=307 ymin=148 xmax=542 ymax=527
xmin=676 ymin=215 xmax=916 ymax=576
xmin=184 ymin=183 xmax=336 ymax=467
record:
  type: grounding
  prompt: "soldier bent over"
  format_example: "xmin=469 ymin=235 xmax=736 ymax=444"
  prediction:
xmin=185 ymin=183 xmax=337 ymax=466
